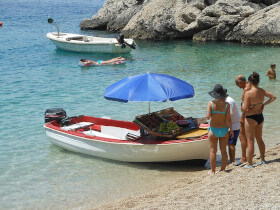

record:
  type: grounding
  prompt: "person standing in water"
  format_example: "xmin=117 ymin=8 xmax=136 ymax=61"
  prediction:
xmin=242 ymin=72 xmax=276 ymax=168
xmin=266 ymin=64 xmax=276 ymax=79
xmin=206 ymin=84 xmax=234 ymax=175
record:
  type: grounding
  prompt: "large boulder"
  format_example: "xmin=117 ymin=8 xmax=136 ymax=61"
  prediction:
xmin=80 ymin=0 xmax=150 ymax=31
xmin=227 ymin=2 xmax=280 ymax=44
xmin=121 ymin=0 xmax=177 ymax=39
xmin=193 ymin=0 xmax=263 ymax=41
xmin=121 ymin=0 xmax=207 ymax=39
xmin=80 ymin=0 xmax=280 ymax=45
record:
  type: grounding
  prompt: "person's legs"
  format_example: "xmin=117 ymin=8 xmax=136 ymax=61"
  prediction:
xmin=228 ymin=143 xmax=235 ymax=163
xmin=228 ymin=130 xmax=239 ymax=163
xmin=100 ymin=60 xmax=111 ymax=64
xmin=255 ymin=123 xmax=265 ymax=162
xmin=117 ymin=57 xmax=125 ymax=60
xmin=245 ymin=118 xmax=257 ymax=165
xmin=208 ymin=131 xmax=218 ymax=174
xmin=219 ymin=133 xmax=229 ymax=171
xmin=104 ymin=57 xmax=126 ymax=63
xmin=110 ymin=57 xmax=125 ymax=62
xmin=239 ymin=122 xmax=247 ymax=163
xmin=109 ymin=58 xmax=118 ymax=62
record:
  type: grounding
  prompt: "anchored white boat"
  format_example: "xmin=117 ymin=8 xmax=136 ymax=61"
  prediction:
xmin=46 ymin=32 xmax=136 ymax=54
xmin=44 ymin=109 xmax=209 ymax=163
xmin=46 ymin=18 xmax=136 ymax=54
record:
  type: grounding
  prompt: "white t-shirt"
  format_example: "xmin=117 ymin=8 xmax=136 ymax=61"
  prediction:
xmin=226 ymin=96 xmax=241 ymax=131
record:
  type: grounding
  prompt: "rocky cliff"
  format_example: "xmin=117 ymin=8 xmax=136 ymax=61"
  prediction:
xmin=80 ymin=0 xmax=280 ymax=45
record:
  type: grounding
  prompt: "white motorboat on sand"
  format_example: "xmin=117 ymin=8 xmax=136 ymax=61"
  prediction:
xmin=44 ymin=108 xmax=210 ymax=164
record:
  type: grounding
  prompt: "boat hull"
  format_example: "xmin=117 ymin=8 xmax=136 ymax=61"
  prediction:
xmin=46 ymin=32 xmax=134 ymax=54
xmin=45 ymin=127 xmax=209 ymax=163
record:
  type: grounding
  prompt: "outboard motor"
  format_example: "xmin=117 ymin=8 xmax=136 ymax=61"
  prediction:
xmin=117 ymin=34 xmax=126 ymax=48
xmin=45 ymin=108 xmax=67 ymax=123
xmin=117 ymin=34 xmax=136 ymax=49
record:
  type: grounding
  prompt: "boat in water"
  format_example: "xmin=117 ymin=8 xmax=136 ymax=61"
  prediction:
xmin=44 ymin=108 xmax=210 ymax=164
xmin=46 ymin=32 xmax=136 ymax=54
xmin=46 ymin=18 xmax=136 ymax=54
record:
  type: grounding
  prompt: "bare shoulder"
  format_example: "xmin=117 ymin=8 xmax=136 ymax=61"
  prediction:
xmin=244 ymin=85 xmax=250 ymax=92
xmin=244 ymin=88 xmax=252 ymax=95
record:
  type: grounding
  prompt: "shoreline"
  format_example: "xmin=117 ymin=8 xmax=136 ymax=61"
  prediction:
xmin=91 ymin=143 xmax=280 ymax=209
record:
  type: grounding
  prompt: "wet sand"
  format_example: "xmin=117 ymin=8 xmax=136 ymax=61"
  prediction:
xmin=93 ymin=144 xmax=280 ymax=209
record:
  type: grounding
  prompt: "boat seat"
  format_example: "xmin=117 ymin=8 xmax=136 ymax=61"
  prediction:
xmin=101 ymin=126 xmax=140 ymax=140
xmin=83 ymin=130 xmax=120 ymax=139
xmin=61 ymin=122 xmax=93 ymax=131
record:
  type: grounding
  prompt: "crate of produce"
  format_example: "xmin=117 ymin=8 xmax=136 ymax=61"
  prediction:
xmin=134 ymin=110 xmax=183 ymax=138
xmin=154 ymin=107 xmax=185 ymax=122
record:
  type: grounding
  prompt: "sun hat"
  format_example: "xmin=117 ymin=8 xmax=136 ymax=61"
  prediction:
xmin=208 ymin=84 xmax=228 ymax=99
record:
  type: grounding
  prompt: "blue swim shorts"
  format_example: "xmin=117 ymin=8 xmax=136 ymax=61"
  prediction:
xmin=228 ymin=130 xmax=240 ymax=146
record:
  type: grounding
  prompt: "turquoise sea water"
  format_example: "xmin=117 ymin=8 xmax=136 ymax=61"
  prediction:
xmin=1 ymin=0 xmax=280 ymax=208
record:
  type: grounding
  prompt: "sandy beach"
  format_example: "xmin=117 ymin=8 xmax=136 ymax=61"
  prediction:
xmin=93 ymin=144 xmax=280 ymax=209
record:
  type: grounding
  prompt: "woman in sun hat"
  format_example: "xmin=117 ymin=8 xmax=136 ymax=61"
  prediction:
xmin=206 ymin=84 xmax=234 ymax=175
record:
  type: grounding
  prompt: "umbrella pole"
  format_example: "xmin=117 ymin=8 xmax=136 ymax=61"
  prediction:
xmin=149 ymin=102 xmax=150 ymax=113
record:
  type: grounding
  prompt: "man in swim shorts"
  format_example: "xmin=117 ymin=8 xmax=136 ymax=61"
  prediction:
xmin=234 ymin=74 xmax=250 ymax=166
xmin=226 ymin=95 xmax=241 ymax=163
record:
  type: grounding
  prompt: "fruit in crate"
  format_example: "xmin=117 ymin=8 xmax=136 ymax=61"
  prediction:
xmin=158 ymin=122 xmax=181 ymax=134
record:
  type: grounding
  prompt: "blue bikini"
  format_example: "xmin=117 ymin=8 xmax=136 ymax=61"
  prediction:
xmin=208 ymin=102 xmax=229 ymax=138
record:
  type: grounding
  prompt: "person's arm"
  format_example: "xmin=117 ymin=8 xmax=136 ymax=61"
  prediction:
xmin=206 ymin=101 xmax=212 ymax=120
xmin=263 ymin=90 xmax=276 ymax=107
xmin=266 ymin=70 xmax=270 ymax=77
xmin=242 ymin=92 xmax=250 ymax=113
xmin=229 ymin=99 xmax=234 ymax=116
xmin=226 ymin=104 xmax=234 ymax=138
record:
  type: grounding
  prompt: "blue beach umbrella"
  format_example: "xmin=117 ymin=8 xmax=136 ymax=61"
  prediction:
xmin=104 ymin=73 xmax=194 ymax=112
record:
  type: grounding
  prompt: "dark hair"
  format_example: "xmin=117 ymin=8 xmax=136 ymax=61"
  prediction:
xmin=80 ymin=59 xmax=86 ymax=62
xmin=238 ymin=76 xmax=246 ymax=82
xmin=248 ymin=72 xmax=260 ymax=85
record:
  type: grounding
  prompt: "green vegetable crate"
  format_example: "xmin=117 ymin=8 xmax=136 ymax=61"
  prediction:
xmin=134 ymin=107 xmax=184 ymax=138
